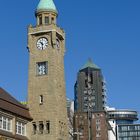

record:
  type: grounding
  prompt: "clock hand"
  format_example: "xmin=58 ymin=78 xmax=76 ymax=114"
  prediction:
xmin=41 ymin=42 xmax=43 ymax=46
xmin=40 ymin=42 xmax=44 ymax=49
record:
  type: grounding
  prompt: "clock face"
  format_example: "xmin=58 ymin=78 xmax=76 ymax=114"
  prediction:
xmin=37 ymin=38 xmax=48 ymax=50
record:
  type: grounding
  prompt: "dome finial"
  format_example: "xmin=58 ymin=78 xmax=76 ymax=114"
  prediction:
xmin=36 ymin=0 xmax=58 ymax=14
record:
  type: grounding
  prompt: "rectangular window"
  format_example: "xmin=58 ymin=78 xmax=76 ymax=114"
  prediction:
xmin=39 ymin=17 xmax=42 ymax=25
xmin=46 ymin=121 xmax=50 ymax=134
xmin=37 ymin=62 xmax=48 ymax=76
xmin=39 ymin=95 xmax=43 ymax=105
xmin=39 ymin=121 xmax=44 ymax=134
xmin=0 ymin=116 xmax=12 ymax=132
xmin=32 ymin=122 xmax=37 ymax=134
xmin=45 ymin=17 xmax=49 ymax=25
xmin=96 ymin=132 xmax=101 ymax=137
xmin=96 ymin=125 xmax=101 ymax=131
xmin=51 ymin=17 xmax=54 ymax=24
xmin=16 ymin=121 xmax=26 ymax=136
xmin=96 ymin=119 xmax=101 ymax=124
xmin=3 ymin=117 xmax=6 ymax=130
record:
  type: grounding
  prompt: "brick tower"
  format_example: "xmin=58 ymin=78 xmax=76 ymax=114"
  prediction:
xmin=27 ymin=0 xmax=68 ymax=139
xmin=73 ymin=59 xmax=108 ymax=140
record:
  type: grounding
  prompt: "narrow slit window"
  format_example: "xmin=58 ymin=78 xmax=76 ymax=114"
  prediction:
xmin=39 ymin=95 xmax=43 ymax=105
xmin=46 ymin=121 xmax=50 ymax=134
xmin=39 ymin=121 xmax=44 ymax=134
xmin=32 ymin=123 xmax=37 ymax=134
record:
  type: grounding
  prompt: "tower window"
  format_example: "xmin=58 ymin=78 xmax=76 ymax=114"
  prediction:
xmin=46 ymin=121 xmax=50 ymax=134
xmin=45 ymin=17 xmax=49 ymax=25
xmin=37 ymin=62 xmax=48 ymax=76
xmin=39 ymin=16 xmax=42 ymax=25
xmin=39 ymin=95 xmax=43 ymax=105
xmin=39 ymin=121 xmax=44 ymax=134
xmin=32 ymin=122 xmax=37 ymax=134
xmin=51 ymin=17 xmax=54 ymax=24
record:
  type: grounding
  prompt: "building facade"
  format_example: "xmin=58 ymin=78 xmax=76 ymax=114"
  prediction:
xmin=74 ymin=59 xmax=106 ymax=112
xmin=116 ymin=124 xmax=140 ymax=140
xmin=0 ymin=88 xmax=32 ymax=140
xmin=73 ymin=111 xmax=108 ymax=140
xmin=73 ymin=59 xmax=108 ymax=140
xmin=107 ymin=109 xmax=140 ymax=140
xmin=27 ymin=0 xmax=68 ymax=140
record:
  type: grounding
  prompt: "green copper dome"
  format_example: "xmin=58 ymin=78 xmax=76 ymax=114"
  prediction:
xmin=37 ymin=0 xmax=57 ymax=13
xmin=81 ymin=59 xmax=100 ymax=70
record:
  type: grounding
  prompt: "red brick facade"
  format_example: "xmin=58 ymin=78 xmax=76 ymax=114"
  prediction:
xmin=73 ymin=112 xmax=108 ymax=140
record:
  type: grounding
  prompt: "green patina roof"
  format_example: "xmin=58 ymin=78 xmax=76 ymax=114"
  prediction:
xmin=81 ymin=59 xmax=100 ymax=70
xmin=37 ymin=0 xmax=57 ymax=13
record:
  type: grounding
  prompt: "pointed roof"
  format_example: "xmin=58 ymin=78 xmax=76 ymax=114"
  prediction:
xmin=81 ymin=58 xmax=100 ymax=70
xmin=37 ymin=0 xmax=57 ymax=13
xmin=0 ymin=88 xmax=32 ymax=120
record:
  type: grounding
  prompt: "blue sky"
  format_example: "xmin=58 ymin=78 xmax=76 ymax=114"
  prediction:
xmin=0 ymin=0 xmax=140 ymax=114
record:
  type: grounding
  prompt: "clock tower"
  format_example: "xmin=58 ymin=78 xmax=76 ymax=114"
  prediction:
xmin=27 ymin=0 xmax=68 ymax=140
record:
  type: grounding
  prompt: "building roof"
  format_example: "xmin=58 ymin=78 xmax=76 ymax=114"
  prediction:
xmin=108 ymin=109 xmax=138 ymax=121
xmin=37 ymin=0 xmax=57 ymax=13
xmin=80 ymin=59 xmax=100 ymax=70
xmin=0 ymin=88 xmax=32 ymax=120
